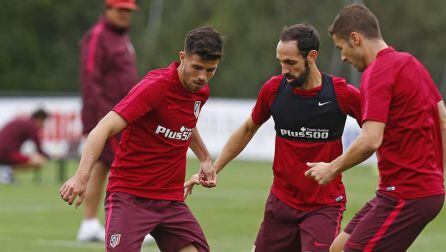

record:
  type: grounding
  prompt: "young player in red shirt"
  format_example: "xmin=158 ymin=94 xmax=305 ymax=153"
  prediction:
xmin=60 ymin=26 xmax=223 ymax=252
xmin=185 ymin=24 xmax=361 ymax=252
xmin=305 ymin=4 xmax=445 ymax=252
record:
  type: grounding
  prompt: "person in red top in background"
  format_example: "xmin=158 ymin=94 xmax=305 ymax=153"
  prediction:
xmin=77 ymin=0 xmax=151 ymax=243
xmin=0 ymin=109 xmax=49 ymax=184
xmin=60 ymin=26 xmax=223 ymax=252
xmin=185 ymin=24 xmax=361 ymax=252
xmin=305 ymin=4 xmax=445 ymax=252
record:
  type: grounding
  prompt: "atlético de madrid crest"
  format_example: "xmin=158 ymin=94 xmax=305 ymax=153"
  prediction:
xmin=110 ymin=234 xmax=121 ymax=248
xmin=194 ymin=101 xmax=202 ymax=119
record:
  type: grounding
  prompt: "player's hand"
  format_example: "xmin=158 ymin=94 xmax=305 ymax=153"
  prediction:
xmin=184 ymin=173 xmax=200 ymax=199
xmin=59 ymin=174 xmax=88 ymax=209
xmin=304 ymin=162 xmax=338 ymax=185
xmin=199 ymin=160 xmax=217 ymax=188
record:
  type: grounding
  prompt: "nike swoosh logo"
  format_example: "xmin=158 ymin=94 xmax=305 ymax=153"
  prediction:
xmin=318 ymin=101 xmax=331 ymax=106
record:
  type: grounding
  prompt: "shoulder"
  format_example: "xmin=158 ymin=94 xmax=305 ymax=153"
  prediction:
xmin=143 ymin=67 xmax=174 ymax=86
xmin=372 ymin=49 xmax=412 ymax=75
xmin=14 ymin=118 xmax=36 ymax=131
xmin=329 ymin=75 xmax=358 ymax=92
xmin=330 ymin=75 xmax=348 ymax=87
xmin=328 ymin=74 xmax=360 ymax=101
xmin=259 ymin=75 xmax=282 ymax=94
xmin=83 ymin=21 xmax=106 ymax=42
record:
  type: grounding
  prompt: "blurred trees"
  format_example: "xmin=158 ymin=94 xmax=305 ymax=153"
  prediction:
xmin=1 ymin=0 xmax=446 ymax=97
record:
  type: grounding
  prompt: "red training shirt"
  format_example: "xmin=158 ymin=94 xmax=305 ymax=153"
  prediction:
xmin=107 ymin=62 xmax=210 ymax=201
xmin=361 ymin=47 xmax=444 ymax=199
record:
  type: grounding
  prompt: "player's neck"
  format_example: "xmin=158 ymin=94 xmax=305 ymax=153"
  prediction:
xmin=364 ymin=39 xmax=389 ymax=67
xmin=298 ymin=65 xmax=321 ymax=91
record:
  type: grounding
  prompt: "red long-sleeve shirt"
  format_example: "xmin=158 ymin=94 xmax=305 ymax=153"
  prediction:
xmin=80 ymin=17 xmax=138 ymax=134
xmin=0 ymin=118 xmax=48 ymax=161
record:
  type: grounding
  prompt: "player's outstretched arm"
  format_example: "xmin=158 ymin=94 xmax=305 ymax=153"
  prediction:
xmin=189 ymin=127 xmax=216 ymax=188
xmin=184 ymin=117 xmax=261 ymax=199
xmin=214 ymin=116 xmax=261 ymax=173
xmin=59 ymin=111 xmax=127 ymax=208
xmin=305 ymin=120 xmax=384 ymax=185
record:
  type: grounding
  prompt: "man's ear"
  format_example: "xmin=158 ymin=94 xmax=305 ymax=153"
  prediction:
xmin=179 ymin=51 xmax=185 ymax=62
xmin=349 ymin=32 xmax=361 ymax=47
xmin=306 ymin=50 xmax=318 ymax=64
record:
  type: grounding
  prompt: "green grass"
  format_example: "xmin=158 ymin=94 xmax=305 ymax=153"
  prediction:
xmin=0 ymin=160 xmax=444 ymax=252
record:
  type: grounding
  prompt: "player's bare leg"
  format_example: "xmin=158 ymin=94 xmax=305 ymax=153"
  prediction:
xmin=13 ymin=153 xmax=47 ymax=171
xmin=179 ymin=244 xmax=200 ymax=252
xmin=329 ymin=231 xmax=350 ymax=252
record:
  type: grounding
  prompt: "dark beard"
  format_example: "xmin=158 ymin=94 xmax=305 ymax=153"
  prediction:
xmin=285 ymin=60 xmax=310 ymax=88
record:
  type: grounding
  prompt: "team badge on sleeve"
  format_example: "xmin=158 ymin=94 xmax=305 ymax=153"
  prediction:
xmin=110 ymin=234 xmax=121 ymax=248
xmin=194 ymin=101 xmax=202 ymax=119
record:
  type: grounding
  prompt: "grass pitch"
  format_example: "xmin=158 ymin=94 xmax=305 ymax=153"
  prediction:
xmin=0 ymin=160 xmax=444 ymax=251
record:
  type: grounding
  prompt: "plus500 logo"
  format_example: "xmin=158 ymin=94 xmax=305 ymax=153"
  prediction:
xmin=155 ymin=125 xmax=193 ymax=141
xmin=280 ymin=127 xmax=329 ymax=139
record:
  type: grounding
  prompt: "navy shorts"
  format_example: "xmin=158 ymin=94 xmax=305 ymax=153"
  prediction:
xmin=104 ymin=192 xmax=209 ymax=252
xmin=254 ymin=193 xmax=344 ymax=252
xmin=344 ymin=192 xmax=444 ymax=252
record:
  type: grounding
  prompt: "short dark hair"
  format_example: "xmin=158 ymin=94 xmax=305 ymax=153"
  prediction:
xmin=329 ymin=4 xmax=382 ymax=40
xmin=184 ymin=26 xmax=223 ymax=60
xmin=31 ymin=109 xmax=49 ymax=120
xmin=280 ymin=24 xmax=320 ymax=57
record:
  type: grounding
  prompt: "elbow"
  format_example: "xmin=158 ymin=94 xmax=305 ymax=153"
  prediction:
xmin=362 ymin=135 xmax=382 ymax=153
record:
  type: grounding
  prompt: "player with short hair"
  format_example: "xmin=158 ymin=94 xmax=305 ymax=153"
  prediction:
xmin=185 ymin=23 xmax=361 ymax=252
xmin=305 ymin=4 xmax=445 ymax=252
xmin=60 ymin=26 xmax=223 ymax=252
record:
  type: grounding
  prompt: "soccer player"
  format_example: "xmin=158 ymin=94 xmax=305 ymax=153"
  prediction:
xmin=185 ymin=24 xmax=361 ymax=252
xmin=0 ymin=109 xmax=49 ymax=184
xmin=60 ymin=26 xmax=222 ymax=252
xmin=305 ymin=4 xmax=445 ymax=252
xmin=77 ymin=0 xmax=144 ymax=242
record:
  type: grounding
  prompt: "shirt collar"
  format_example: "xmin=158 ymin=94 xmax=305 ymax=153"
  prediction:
xmin=169 ymin=61 xmax=181 ymax=82
xmin=377 ymin=47 xmax=395 ymax=58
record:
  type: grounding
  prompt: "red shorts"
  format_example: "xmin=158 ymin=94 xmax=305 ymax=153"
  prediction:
xmin=105 ymin=192 xmax=209 ymax=252
xmin=344 ymin=191 xmax=444 ymax=252
xmin=0 ymin=151 xmax=30 ymax=165
xmin=254 ymin=193 xmax=344 ymax=252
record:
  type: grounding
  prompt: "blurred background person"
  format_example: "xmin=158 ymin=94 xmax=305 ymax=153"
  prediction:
xmin=0 ymin=109 xmax=49 ymax=184
xmin=77 ymin=0 xmax=154 ymax=244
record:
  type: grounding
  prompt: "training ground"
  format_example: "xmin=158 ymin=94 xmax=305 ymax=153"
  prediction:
xmin=0 ymin=159 xmax=445 ymax=252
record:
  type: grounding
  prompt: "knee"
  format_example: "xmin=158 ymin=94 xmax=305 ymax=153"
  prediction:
xmin=29 ymin=154 xmax=47 ymax=168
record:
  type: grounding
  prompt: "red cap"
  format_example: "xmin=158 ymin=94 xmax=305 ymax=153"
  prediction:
xmin=105 ymin=0 xmax=138 ymax=10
